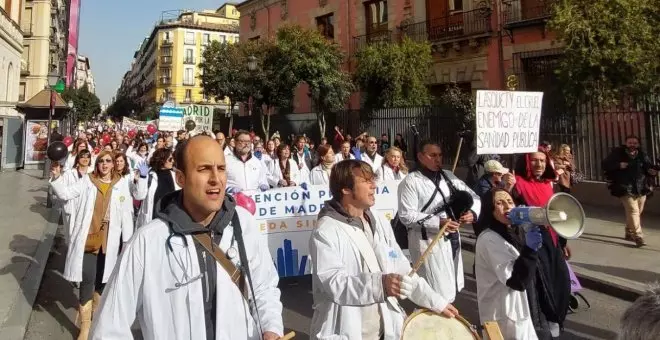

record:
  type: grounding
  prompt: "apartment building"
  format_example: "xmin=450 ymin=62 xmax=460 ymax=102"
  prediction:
xmin=237 ymin=0 xmax=558 ymax=111
xmin=118 ymin=4 xmax=240 ymax=115
xmin=20 ymin=0 xmax=68 ymax=103
xmin=0 ymin=0 xmax=25 ymax=169
xmin=75 ymin=54 xmax=95 ymax=93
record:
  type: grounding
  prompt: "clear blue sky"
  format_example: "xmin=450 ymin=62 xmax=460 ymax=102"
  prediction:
xmin=79 ymin=0 xmax=230 ymax=105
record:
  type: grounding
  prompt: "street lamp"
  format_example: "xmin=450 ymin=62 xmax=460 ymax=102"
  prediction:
xmin=246 ymin=55 xmax=257 ymax=116
xmin=43 ymin=71 xmax=60 ymax=179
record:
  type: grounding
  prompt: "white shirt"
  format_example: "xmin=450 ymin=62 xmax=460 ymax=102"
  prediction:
xmin=475 ymin=229 xmax=538 ymax=340
xmin=226 ymin=153 xmax=269 ymax=191
xmin=362 ymin=152 xmax=383 ymax=172
xmin=309 ymin=165 xmax=331 ymax=186
xmin=334 ymin=153 xmax=354 ymax=164
xmin=375 ymin=164 xmax=407 ymax=182
xmin=268 ymin=158 xmax=302 ymax=187
xmin=397 ymin=170 xmax=481 ymax=303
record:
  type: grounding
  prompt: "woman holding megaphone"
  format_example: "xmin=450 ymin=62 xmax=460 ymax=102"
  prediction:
xmin=475 ymin=188 xmax=541 ymax=340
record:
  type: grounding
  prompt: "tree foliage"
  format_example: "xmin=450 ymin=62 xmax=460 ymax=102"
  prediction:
xmin=61 ymin=85 xmax=102 ymax=122
xmin=549 ymin=0 xmax=660 ymax=104
xmin=105 ymin=93 xmax=139 ymax=119
xmin=274 ymin=24 xmax=353 ymax=136
xmin=199 ymin=41 xmax=252 ymax=134
xmin=432 ymin=85 xmax=475 ymax=132
xmin=354 ymin=37 xmax=433 ymax=109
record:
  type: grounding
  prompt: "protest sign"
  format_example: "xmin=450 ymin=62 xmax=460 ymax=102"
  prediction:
xmin=475 ymin=90 xmax=543 ymax=154
xmin=181 ymin=104 xmax=214 ymax=135
xmin=122 ymin=117 xmax=156 ymax=131
xmin=158 ymin=107 xmax=184 ymax=132
xmin=246 ymin=180 xmax=400 ymax=277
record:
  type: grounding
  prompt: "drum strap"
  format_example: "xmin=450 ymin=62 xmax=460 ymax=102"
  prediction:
xmin=335 ymin=221 xmax=403 ymax=314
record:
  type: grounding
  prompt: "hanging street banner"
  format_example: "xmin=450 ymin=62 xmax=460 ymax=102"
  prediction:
xmin=244 ymin=180 xmax=400 ymax=277
xmin=158 ymin=106 xmax=185 ymax=132
xmin=475 ymin=90 xmax=544 ymax=155
xmin=122 ymin=117 xmax=158 ymax=131
xmin=181 ymin=104 xmax=214 ymax=135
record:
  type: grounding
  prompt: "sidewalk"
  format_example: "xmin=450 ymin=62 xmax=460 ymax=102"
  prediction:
xmin=461 ymin=204 xmax=660 ymax=302
xmin=0 ymin=171 xmax=59 ymax=340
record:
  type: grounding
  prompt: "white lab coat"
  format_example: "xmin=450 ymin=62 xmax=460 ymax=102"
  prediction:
xmin=50 ymin=174 xmax=137 ymax=283
xmin=309 ymin=165 xmax=331 ymax=186
xmin=374 ymin=164 xmax=407 ymax=182
xmin=475 ymin=229 xmax=538 ymax=340
xmin=397 ymin=170 xmax=481 ymax=303
xmin=226 ymin=154 xmax=269 ymax=191
xmin=58 ymin=168 xmax=91 ymax=243
xmin=309 ymin=211 xmax=447 ymax=340
xmin=63 ymin=152 xmax=96 ymax=172
xmin=334 ymin=153 xmax=354 ymax=164
xmin=361 ymin=153 xmax=383 ymax=173
xmin=268 ymin=158 xmax=302 ymax=187
xmin=134 ymin=170 xmax=180 ymax=228
xmin=90 ymin=208 xmax=284 ymax=340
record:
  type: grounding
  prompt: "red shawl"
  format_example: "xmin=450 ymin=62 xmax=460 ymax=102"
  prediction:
xmin=515 ymin=175 xmax=559 ymax=246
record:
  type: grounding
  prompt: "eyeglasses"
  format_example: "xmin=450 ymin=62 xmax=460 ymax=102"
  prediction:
xmin=167 ymin=157 xmax=174 ymax=162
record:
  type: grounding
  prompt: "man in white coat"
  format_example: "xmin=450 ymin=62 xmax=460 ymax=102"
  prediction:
xmin=310 ymin=159 xmax=458 ymax=340
xmin=361 ymin=136 xmax=384 ymax=172
xmin=398 ymin=140 xmax=480 ymax=308
xmin=91 ymin=135 xmax=284 ymax=340
xmin=226 ymin=130 xmax=270 ymax=192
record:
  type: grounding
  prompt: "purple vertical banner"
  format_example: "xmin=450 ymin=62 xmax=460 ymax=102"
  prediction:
xmin=65 ymin=0 xmax=81 ymax=87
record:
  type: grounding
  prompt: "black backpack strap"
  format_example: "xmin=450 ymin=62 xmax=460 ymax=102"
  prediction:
xmin=418 ymin=176 xmax=441 ymax=240
xmin=231 ymin=211 xmax=264 ymax=336
xmin=147 ymin=173 xmax=154 ymax=189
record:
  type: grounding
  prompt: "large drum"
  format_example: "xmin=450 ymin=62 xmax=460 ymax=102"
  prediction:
xmin=401 ymin=309 xmax=481 ymax=340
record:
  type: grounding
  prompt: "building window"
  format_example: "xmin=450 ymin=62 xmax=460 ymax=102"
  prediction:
xmin=232 ymin=9 xmax=238 ymax=15
xmin=316 ymin=13 xmax=335 ymax=39
xmin=185 ymin=48 xmax=194 ymax=63
xmin=19 ymin=82 xmax=25 ymax=102
xmin=184 ymin=68 xmax=194 ymax=85
xmin=202 ymin=33 xmax=211 ymax=45
xmin=202 ymin=92 xmax=209 ymax=101
xmin=163 ymin=31 xmax=171 ymax=42
xmin=185 ymin=89 xmax=192 ymax=101
xmin=249 ymin=36 xmax=260 ymax=41
xmin=365 ymin=0 xmax=388 ymax=33
xmin=185 ymin=31 xmax=195 ymax=45
xmin=449 ymin=0 xmax=463 ymax=11
xmin=219 ymin=35 xmax=226 ymax=43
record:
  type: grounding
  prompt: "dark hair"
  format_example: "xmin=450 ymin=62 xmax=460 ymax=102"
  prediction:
xmin=276 ymin=143 xmax=290 ymax=159
xmin=329 ymin=159 xmax=375 ymax=201
xmin=418 ymin=140 xmax=440 ymax=153
xmin=74 ymin=149 xmax=91 ymax=168
xmin=625 ymin=135 xmax=640 ymax=142
xmin=72 ymin=138 xmax=87 ymax=153
xmin=316 ymin=144 xmax=333 ymax=166
xmin=150 ymin=147 xmax=173 ymax=170
xmin=137 ymin=142 xmax=149 ymax=152
xmin=113 ymin=152 xmax=130 ymax=176
xmin=234 ymin=130 xmax=250 ymax=140
xmin=157 ymin=136 xmax=165 ymax=143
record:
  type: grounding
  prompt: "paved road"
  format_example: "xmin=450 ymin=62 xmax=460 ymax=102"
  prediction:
xmin=25 ymin=225 xmax=628 ymax=340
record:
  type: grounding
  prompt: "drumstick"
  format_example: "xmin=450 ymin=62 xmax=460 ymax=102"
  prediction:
xmin=280 ymin=331 xmax=296 ymax=340
xmin=409 ymin=221 xmax=451 ymax=276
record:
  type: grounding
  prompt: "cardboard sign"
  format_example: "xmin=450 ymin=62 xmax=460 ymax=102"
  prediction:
xmin=475 ymin=90 xmax=543 ymax=155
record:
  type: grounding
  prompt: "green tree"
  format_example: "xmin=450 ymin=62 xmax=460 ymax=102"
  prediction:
xmin=138 ymin=102 xmax=159 ymax=121
xmin=549 ymin=0 xmax=660 ymax=104
xmin=242 ymin=40 xmax=296 ymax=139
xmin=433 ymin=84 xmax=475 ymax=132
xmin=61 ymin=85 xmax=102 ymax=123
xmin=275 ymin=24 xmax=353 ymax=136
xmin=106 ymin=93 xmax=139 ymax=119
xmin=354 ymin=37 xmax=433 ymax=109
xmin=199 ymin=41 xmax=251 ymax=135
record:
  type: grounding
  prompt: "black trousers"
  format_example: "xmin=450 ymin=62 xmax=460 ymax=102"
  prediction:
xmin=79 ymin=252 xmax=106 ymax=304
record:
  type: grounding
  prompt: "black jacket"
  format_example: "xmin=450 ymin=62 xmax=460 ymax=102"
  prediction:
xmin=602 ymin=146 xmax=654 ymax=197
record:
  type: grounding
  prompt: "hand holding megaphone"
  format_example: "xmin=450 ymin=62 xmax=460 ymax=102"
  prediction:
xmin=509 ymin=193 xmax=585 ymax=240
xmin=524 ymin=225 xmax=543 ymax=251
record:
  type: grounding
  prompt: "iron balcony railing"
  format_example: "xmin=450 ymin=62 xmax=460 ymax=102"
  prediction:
xmin=160 ymin=77 xmax=171 ymax=85
xmin=162 ymin=39 xmax=173 ymax=46
xmin=504 ymin=0 xmax=554 ymax=25
xmin=161 ymin=56 xmax=172 ymax=64
xmin=183 ymin=57 xmax=195 ymax=65
xmin=400 ymin=8 xmax=492 ymax=43
xmin=351 ymin=29 xmax=392 ymax=53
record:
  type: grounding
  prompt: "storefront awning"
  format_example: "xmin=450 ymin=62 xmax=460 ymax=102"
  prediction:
xmin=17 ymin=89 xmax=69 ymax=109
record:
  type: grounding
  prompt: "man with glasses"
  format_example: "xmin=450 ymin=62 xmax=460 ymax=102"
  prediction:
xmin=397 ymin=140 xmax=480 ymax=310
xmin=362 ymin=136 xmax=384 ymax=173
xmin=226 ymin=130 xmax=270 ymax=192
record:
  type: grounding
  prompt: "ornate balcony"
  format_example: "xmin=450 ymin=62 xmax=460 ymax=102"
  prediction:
xmin=400 ymin=8 xmax=492 ymax=43
xmin=504 ymin=0 xmax=554 ymax=27
xmin=351 ymin=29 xmax=392 ymax=53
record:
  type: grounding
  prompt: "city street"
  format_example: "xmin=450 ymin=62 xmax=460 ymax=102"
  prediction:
xmin=24 ymin=225 xmax=628 ymax=340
